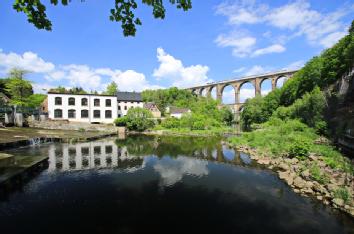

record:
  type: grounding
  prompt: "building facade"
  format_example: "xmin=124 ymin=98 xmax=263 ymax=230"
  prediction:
xmin=47 ymin=91 xmax=143 ymax=124
xmin=117 ymin=92 xmax=143 ymax=117
xmin=47 ymin=93 xmax=118 ymax=124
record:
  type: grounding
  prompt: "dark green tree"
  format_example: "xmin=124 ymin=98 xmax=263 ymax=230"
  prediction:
xmin=13 ymin=0 xmax=192 ymax=36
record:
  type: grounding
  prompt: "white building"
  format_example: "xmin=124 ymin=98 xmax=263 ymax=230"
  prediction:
xmin=168 ymin=107 xmax=191 ymax=119
xmin=117 ymin=92 xmax=143 ymax=117
xmin=47 ymin=91 xmax=143 ymax=124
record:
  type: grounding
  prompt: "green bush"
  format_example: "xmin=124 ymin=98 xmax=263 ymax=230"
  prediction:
xmin=288 ymin=138 xmax=310 ymax=160
xmin=192 ymin=121 xmax=205 ymax=130
xmin=115 ymin=108 xmax=155 ymax=131
xmin=114 ymin=117 xmax=128 ymax=126
xmin=161 ymin=117 xmax=180 ymax=129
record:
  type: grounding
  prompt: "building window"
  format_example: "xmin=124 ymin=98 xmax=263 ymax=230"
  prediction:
xmin=105 ymin=110 xmax=112 ymax=119
xmin=81 ymin=110 xmax=89 ymax=118
xmin=124 ymin=106 xmax=127 ymax=110
xmin=105 ymin=99 xmax=111 ymax=107
xmin=55 ymin=97 xmax=62 ymax=105
xmin=118 ymin=106 xmax=121 ymax=110
xmin=94 ymin=110 xmax=100 ymax=118
xmin=105 ymin=145 xmax=113 ymax=154
xmin=94 ymin=146 xmax=101 ymax=155
xmin=68 ymin=97 xmax=75 ymax=106
xmin=54 ymin=109 xmax=62 ymax=118
xmin=68 ymin=109 xmax=76 ymax=118
xmin=81 ymin=98 xmax=88 ymax=106
xmin=118 ymin=114 xmax=121 ymax=118
xmin=94 ymin=99 xmax=100 ymax=106
xmin=81 ymin=147 xmax=89 ymax=156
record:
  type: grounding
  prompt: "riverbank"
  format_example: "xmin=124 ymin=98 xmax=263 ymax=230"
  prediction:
xmin=0 ymin=127 xmax=117 ymax=150
xmin=227 ymin=119 xmax=354 ymax=217
xmin=137 ymin=126 xmax=239 ymax=137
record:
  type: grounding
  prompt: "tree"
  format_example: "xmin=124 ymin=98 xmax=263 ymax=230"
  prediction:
xmin=5 ymin=69 xmax=33 ymax=106
xmin=115 ymin=107 xmax=155 ymax=131
xmin=104 ymin=81 xmax=118 ymax=95
xmin=27 ymin=94 xmax=47 ymax=107
xmin=13 ymin=0 xmax=192 ymax=37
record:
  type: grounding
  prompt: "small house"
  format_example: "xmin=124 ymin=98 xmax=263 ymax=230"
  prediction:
xmin=169 ymin=107 xmax=191 ymax=119
xmin=144 ymin=102 xmax=161 ymax=118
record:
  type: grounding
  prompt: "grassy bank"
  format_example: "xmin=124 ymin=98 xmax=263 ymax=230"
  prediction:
xmin=151 ymin=125 xmax=237 ymax=136
xmin=228 ymin=118 xmax=353 ymax=175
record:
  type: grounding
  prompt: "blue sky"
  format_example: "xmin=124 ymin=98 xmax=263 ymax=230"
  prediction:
xmin=0 ymin=0 xmax=353 ymax=103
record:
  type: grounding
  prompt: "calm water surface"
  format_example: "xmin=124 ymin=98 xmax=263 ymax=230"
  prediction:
xmin=0 ymin=135 xmax=353 ymax=234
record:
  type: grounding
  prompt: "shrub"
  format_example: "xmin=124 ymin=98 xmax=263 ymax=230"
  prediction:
xmin=161 ymin=117 xmax=180 ymax=129
xmin=125 ymin=107 xmax=155 ymax=131
xmin=115 ymin=108 xmax=155 ymax=131
xmin=310 ymin=164 xmax=330 ymax=184
xmin=288 ymin=138 xmax=310 ymax=160
xmin=114 ymin=117 xmax=127 ymax=126
xmin=334 ymin=187 xmax=351 ymax=203
xmin=192 ymin=121 xmax=205 ymax=130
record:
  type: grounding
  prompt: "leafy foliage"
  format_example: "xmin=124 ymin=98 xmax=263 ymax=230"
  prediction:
xmin=240 ymin=20 xmax=354 ymax=134
xmin=228 ymin=118 xmax=353 ymax=174
xmin=142 ymin=87 xmax=197 ymax=115
xmin=27 ymin=94 xmax=47 ymax=107
xmin=49 ymin=86 xmax=87 ymax=94
xmin=103 ymin=81 xmax=118 ymax=95
xmin=13 ymin=0 xmax=192 ymax=36
xmin=5 ymin=69 xmax=33 ymax=106
xmin=115 ymin=107 xmax=155 ymax=131
xmin=288 ymin=138 xmax=310 ymax=160
xmin=143 ymin=87 xmax=234 ymax=129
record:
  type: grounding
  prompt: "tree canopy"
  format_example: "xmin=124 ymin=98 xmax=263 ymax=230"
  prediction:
xmin=240 ymin=20 xmax=354 ymax=135
xmin=5 ymin=68 xmax=33 ymax=106
xmin=103 ymin=81 xmax=118 ymax=95
xmin=13 ymin=0 xmax=192 ymax=36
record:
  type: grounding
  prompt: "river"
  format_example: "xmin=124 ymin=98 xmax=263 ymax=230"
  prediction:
xmin=0 ymin=135 xmax=353 ymax=234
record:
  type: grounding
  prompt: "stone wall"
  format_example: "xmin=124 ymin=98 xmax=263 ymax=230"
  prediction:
xmin=29 ymin=119 xmax=118 ymax=132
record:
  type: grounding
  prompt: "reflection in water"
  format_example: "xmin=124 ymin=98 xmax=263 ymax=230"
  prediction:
xmin=154 ymin=157 xmax=209 ymax=186
xmin=47 ymin=136 xmax=253 ymax=174
xmin=1 ymin=135 xmax=353 ymax=234
xmin=48 ymin=141 xmax=144 ymax=172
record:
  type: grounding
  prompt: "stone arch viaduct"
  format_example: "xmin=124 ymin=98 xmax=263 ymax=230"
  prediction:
xmin=186 ymin=69 xmax=299 ymax=112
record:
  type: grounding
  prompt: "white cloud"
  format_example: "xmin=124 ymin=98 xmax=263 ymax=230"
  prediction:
xmin=0 ymin=50 xmax=55 ymax=73
xmin=0 ymin=49 xmax=166 ymax=93
xmin=244 ymin=65 xmax=269 ymax=76
xmin=154 ymin=157 xmax=209 ymax=187
xmin=153 ymin=47 xmax=211 ymax=88
xmin=32 ymin=83 xmax=55 ymax=94
xmin=251 ymin=44 xmax=285 ymax=57
xmin=284 ymin=60 xmax=304 ymax=70
xmin=215 ymin=0 xmax=352 ymax=56
xmin=233 ymin=67 xmax=246 ymax=73
xmin=215 ymin=33 xmax=256 ymax=57
xmin=240 ymin=87 xmax=255 ymax=102
xmin=319 ymin=31 xmax=347 ymax=48
xmin=216 ymin=0 xmax=267 ymax=25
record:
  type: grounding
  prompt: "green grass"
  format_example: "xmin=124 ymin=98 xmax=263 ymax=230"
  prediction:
xmin=228 ymin=118 xmax=353 ymax=175
xmin=334 ymin=187 xmax=352 ymax=204
xmin=152 ymin=125 xmax=236 ymax=135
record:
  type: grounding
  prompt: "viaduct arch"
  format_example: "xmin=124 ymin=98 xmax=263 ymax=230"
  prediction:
xmin=188 ymin=70 xmax=298 ymax=112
